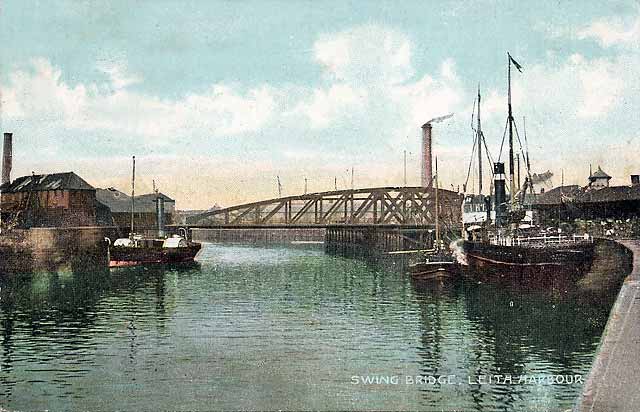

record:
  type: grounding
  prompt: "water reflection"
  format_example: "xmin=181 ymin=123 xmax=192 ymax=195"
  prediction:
xmin=0 ymin=263 xmax=200 ymax=404
xmin=409 ymin=276 xmax=611 ymax=411
xmin=0 ymin=243 xmax=613 ymax=411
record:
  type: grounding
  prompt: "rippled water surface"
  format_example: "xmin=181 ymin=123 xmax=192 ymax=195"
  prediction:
xmin=0 ymin=243 xmax=611 ymax=411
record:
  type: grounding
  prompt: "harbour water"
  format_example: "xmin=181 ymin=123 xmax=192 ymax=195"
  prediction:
xmin=0 ymin=243 xmax=613 ymax=411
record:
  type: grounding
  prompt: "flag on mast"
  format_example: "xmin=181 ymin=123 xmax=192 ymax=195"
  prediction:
xmin=508 ymin=53 xmax=523 ymax=72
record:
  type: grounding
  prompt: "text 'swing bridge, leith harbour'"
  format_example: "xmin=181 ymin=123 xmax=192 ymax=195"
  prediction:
xmin=186 ymin=186 xmax=463 ymax=227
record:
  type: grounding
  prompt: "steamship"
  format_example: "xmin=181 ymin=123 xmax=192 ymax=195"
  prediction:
xmin=109 ymin=156 xmax=201 ymax=268
xmin=460 ymin=54 xmax=595 ymax=279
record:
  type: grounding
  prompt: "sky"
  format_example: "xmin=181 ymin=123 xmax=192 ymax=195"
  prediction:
xmin=1 ymin=0 xmax=639 ymax=209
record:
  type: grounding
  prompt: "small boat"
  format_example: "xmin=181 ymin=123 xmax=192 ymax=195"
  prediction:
xmin=108 ymin=156 xmax=202 ymax=268
xmin=408 ymin=158 xmax=458 ymax=281
xmin=109 ymin=234 xmax=201 ymax=268
xmin=408 ymin=252 xmax=457 ymax=280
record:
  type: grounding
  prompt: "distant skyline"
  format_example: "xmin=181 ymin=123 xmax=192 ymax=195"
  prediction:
xmin=1 ymin=1 xmax=639 ymax=209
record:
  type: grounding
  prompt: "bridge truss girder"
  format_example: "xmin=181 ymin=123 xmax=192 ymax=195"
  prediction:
xmin=186 ymin=186 xmax=463 ymax=227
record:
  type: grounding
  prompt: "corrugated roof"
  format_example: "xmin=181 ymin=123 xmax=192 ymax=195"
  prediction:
xmin=534 ymin=184 xmax=640 ymax=206
xmin=96 ymin=188 xmax=174 ymax=213
xmin=0 ymin=172 xmax=95 ymax=193
xmin=534 ymin=185 xmax=582 ymax=205
xmin=580 ymin=185 xmax=640 ymax=203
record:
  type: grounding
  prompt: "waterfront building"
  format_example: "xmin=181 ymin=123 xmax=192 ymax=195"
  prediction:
xmin=96 ymin=188 xmax=175 ymax=234
xmin=533 ymin=173 xmax=640 ymax=234
xmin=0 ymin=172 xmax=101 ymax=227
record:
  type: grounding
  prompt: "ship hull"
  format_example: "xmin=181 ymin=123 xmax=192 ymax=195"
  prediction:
xmin=461 ymin=240 xmax=595 ymax=285
xmin=109 ymin=243 xmax=202 ymax=268
xmin=409 ymin=262 xmax=458 ymax=281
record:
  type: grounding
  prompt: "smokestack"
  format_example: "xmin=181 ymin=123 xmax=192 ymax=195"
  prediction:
xmin=493 ymin=162 xmax=507 ymax=227
xmin=2 ymin=133 xmax=12 ymax=185
xmin=156 ymin=195 xmax=165 ymax=237
xmin=421 ymin=123 xmax=433 ymax=187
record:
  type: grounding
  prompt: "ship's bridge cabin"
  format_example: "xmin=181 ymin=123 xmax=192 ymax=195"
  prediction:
xmin=462 ymin=194 xmax=491 ymax=225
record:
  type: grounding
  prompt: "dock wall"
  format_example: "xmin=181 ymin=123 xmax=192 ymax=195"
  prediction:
xmin=575 ymin=238 xmax=640 ymax=412
xmin=0 ymin=226 xmax=117 ymax=275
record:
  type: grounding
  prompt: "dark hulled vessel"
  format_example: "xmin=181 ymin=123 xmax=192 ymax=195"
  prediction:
xmin=108 ymin=156 xmax=201 ymax=268
xmin=460 ymin=54 xmax=595 ymax=282
xmin=109 ymin=236 xmax=201 ymax=268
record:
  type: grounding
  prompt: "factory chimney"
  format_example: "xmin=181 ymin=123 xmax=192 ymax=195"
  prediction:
xmin=421 ymin=123 xmax=433 ymax=187
xmin=2 ymin=133 xmax=13 ymax=185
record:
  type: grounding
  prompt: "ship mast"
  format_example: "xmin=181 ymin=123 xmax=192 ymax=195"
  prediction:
xmin=507 ymin=52 xmax=523 ymax=209
xmin=477 ymin=86 xmax=483 ymax=194
xmin=435 ymin=157 xmax=440 ymax=250
xmin=508 ymin=54 xmax=515 ymax=209
xmin=130 ymin=155 xmax=135 ymax=236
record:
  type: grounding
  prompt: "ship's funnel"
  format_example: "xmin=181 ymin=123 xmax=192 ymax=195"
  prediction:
xmin=2 ymin=133 xmax=12 ymax=185
xmin=421 ymin=123 xmax=433 ymax=187
xmin=493 ymin=162 xmax=507 ymax=226
xmin=156 ymin=195 xmax=165 ymax=238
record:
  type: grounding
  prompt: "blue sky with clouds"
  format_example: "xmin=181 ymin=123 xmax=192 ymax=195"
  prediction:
xmin=1 ymin=0 xmax=639 ymax=208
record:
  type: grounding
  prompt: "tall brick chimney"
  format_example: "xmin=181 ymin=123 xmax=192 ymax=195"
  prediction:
xmin=2 ymin=133 xmax=12 ymax=185
xmin=421 ymin=123 xmax=432 ymax=187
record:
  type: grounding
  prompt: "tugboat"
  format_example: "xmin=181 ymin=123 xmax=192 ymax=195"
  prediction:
xmin=460 ymin=54 xmax=594 ymax=281
xmin=409 ymin=158 xmax=457 ymax=280
xmin=108 ymin=156 xmax=201 ymax=268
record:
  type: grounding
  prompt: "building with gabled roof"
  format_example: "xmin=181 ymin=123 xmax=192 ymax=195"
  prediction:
xmin=0 ymin=172 xmax=101 ymax=227
xmin=96 ymin=188 xmax=175 ymax=234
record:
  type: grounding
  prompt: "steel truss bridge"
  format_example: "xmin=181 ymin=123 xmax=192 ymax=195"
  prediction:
xmin=186 ymin=186 xmax=463 ymax=227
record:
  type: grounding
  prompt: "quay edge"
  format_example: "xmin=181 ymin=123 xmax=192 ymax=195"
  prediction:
xmin=575 ymin=238 xmax=640 ymax=412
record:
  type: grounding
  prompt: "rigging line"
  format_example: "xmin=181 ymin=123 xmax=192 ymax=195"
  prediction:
xmin=497 ymin=117 xmax=509 ymax=162
xmin=470 ymin=97 xmax=477 ymax=132
xmin=464 ymin=132 xmax=479 ymax=191
xmin=464 ymin=96 xmax=479 ymax=192
xmin=512 ymin=120 xmax=536 ymax=194
xmin=513 ymin=121 xmax=531 ymax=176
xmin=523 ymin=116 xmax=530 ymax=168
xmin=480 ymin=131 xmax=495 ymax=175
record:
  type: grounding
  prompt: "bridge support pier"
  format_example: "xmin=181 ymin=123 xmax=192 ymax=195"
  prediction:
xmin=324 ymin=225 xmax=459 ymax=257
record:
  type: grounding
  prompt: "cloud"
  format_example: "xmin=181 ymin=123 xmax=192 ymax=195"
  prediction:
xmin=289 ymin=83 xmax=362 ymax=129
xmin=6 ymin=20 xmax=638 ymax=208
xmin=2 ymin=58 xmax=280 ymax=142
xmin=2 ymin=24 xmax=462 ymax=147
xmin=97 ymin=60 xmax=142 ymax=90
xmin=314 ymin=24 xmax=413 ymax=86
xmin=576 ymin=14 xmax=640 ymax=48
xmin=489 ymin=50 xmax=640 ymax=188
xmin=303 ymin=26 xmax=462 ymax=143
xmin=0 ymin=24 xmax=467 ymax=207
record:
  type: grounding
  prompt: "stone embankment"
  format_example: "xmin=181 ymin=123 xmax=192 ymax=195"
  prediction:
xmin=575 ymin=239 xmax=640 ymax=412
